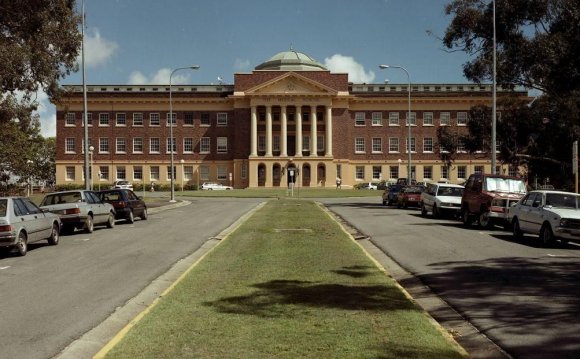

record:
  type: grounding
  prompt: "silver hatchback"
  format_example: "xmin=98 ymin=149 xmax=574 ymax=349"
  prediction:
xmin=0 ymin=197 xmax=61 ymax=256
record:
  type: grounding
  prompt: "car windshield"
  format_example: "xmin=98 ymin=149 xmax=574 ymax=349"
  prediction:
xmin=117 ymin=181 xmax=130 ymax=185
xmin=41 ymin=192 xmax=83 ymax=205
xmin=437 ymin=187 xmax=463 ymax=197
xmin=404 ymin=186 xmax=423 ymax=194
xmin=545 ymin=193 xmax=580 ymax=209
xmin=0 ymin=199 xmax=7 ymax=217
xmin=484 ymin=177 xmax=526 ymax=194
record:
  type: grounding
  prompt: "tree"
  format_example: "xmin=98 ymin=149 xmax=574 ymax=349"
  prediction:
xmin=0 ymin=0 xmax=81 ymax=185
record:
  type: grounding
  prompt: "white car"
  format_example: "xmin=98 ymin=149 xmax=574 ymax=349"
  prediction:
xmin=111 ymin=180 xmax=133 ymax=190
xmin=508 ymin=190 xmax=580 ymax=245
xmin=420 ymin=183 xmax=464 ymax=217
xmin=200 ymin=182 xmax=233 ymax=190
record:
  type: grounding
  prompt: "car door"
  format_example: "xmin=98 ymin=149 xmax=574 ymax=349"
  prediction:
xmin=87 ymin=191 xmax=107 ymax=224
xmin=526 ymin=193 xmax=545 ymax=234
xmin=127 ymin=190 xmax=144 ymax=216
xmin=21 ymin=198 xmax=52 ymax=240
xmin=517 ymin=193 xmax=536 ymax=232
xmin=12 ymin=198 xmax=43 ymax=243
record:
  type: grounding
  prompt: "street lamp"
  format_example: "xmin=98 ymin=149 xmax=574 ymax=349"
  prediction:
xmin=180 ymin=159 xmax=185 ymax=192
xmin=26 ymin=160 xmax=33 ymax=196
xmin=380 ymin=65 xmax=412 ymax=185
xmin=491 ymin=0 xmax=497 ymax=174
xmin=88 ymin=145 xmax=94 ymax=190
xmin=169 ymin=65 xmax=199 ymax=202
xmin=397 ymin=158 xmax=402 ymax=179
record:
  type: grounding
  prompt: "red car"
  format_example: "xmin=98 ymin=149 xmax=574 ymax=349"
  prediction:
xmin=396 ymin=186 xmax=425 ymax=208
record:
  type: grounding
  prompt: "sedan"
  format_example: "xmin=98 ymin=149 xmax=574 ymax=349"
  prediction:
xmin=420 ymin=183 xmax=464 ymax=217
xmin=0 ymin=197 xmax=61 ymax=256
xmin=97 ymin=189 xmax=148 ymax=223
xmin=111 ymin=180 xmax=133 ymax=191
xmin=200 ymin=182 xmax=233 ymax=190
xmin=40 ymin=190 xmax=115 ymax=234
xmin=396 ymin=186 xmax=425 ymax=209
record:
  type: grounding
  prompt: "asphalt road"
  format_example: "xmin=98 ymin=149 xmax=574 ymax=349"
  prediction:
xmin=0 ymin=197 xmax=264 ymax=359
xmin=320 ymin=196 xmax=580 ymax=359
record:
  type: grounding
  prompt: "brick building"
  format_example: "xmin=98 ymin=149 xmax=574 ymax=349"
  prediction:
xmin=54 ymin=50 xmax=527 ymax=189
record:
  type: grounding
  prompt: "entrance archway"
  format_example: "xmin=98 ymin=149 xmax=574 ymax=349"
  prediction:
xmin=317 ymin=163 xmax=326 ymax=187
xmin=257 ymin=163 xmax=266 ymax=187
xmin=302 ymin=164 xmax=311 ymax=187
xmin=273 ymin=163 xmax=282 ymax=187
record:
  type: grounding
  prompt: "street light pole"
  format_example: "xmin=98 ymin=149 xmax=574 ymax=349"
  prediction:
xmin=169 ymin=65 xmax=199 ymax=202
xmin=89 ymin=145 xmax=94 ymax=190
xmin=491 ymin=0 xmax=497 ymax=174
xmin=380 ymin=65 xmax=412 ymax=185
xmin=180 ymin=159 xmax=185 ymax=192
xmin=81 ymin=0 xmax=90 ymax=190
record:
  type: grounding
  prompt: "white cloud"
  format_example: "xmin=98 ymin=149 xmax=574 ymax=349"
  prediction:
xmin=324 ymin=54 xmax=375 ymax=83
xmin=128 ymin=68 xmax=191 ymax=85
xmin=234 ymin=58 xmax=251 ymax=71
xmin=79 ymin=29 xmax=119 ymax=68
xmin=32 ymin=89 xmax=56 ymax=137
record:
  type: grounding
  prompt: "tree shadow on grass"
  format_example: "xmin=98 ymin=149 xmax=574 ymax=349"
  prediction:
xmin=204 ymin=279 xmax=417 ymax=318
xmin=331 ymin=265 xmax=376 ymax=278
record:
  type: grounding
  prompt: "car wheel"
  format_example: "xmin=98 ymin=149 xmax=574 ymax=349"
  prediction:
xmin=462 ymin=209 xmax=472 ymax=227
xmin=85 ymin=215 xmax=94 ymax=233
xmin=432 ymin=204 xmax=439 ymax=218
xmin=512 ymin=218 xmax=523 ymax=240
xmin=127 ymin=210 xmax=135 ymax=224
xmin=540 ymin=224 xmax=555 ymax=246
xmin=140 ymin=208 xmax=148 ymax=220
xmin=421 ymin=203 xmax=427 ymax=217
xmin=15 ymin=231 xmax=28 ymax=256
xmin=478 ymin=211 xmax=492 ymax=228
xmin=106 ymin=213 xmax=115 ymax=228
xmin=47 ymin=223 xmax=60 ymax=245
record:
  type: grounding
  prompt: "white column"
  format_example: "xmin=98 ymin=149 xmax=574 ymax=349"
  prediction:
xmin=250 ymin=106 xmax=257 ymax=156
xmin=281 ymin=105 xmax=288 ymax=157
xmin=296 ymin=106 xmax=303 ymax=157
xmin=325 ymin=106 xmax=333 ymax=157
xmin=310 ymin=105 xmax=317 ymax=157
xmin=266 ymin=105 xmax=273 ymax=157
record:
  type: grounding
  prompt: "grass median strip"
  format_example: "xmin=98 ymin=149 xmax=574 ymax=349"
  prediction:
xmin=104 ymin=199 xmax=466 ymax=359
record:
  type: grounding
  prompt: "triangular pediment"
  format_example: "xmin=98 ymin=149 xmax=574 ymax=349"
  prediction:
xmin=245 ymin=72 xmax=337 ymax=96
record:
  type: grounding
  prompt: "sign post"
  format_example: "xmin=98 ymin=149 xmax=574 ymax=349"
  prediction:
xmin=573 ymin=141 xmax=578 ymax=193
xmin=289 ymin=169 xmax=295 ymax=197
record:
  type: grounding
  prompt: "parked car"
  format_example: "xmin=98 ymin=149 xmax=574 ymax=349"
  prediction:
xmin=40 ymin=190 xmax=116 ymax=234
xmin=382 ymin=184 xmax=402 ymax=205
xmin=396 ymin=186 xmax=425 ymax=208
xmin=420 ymin=183 xmax=464 ymax=217
xmin=356 ymin=182 xmax=379 ymax=190
xmin=396 ymin=178 xmax=417 ymax=186
xmin=97 ymin=189 xmax=147 ymax=223
xmin=508 ymin=190 xmax=580 ymax=245
xmin=0 ymin=197 xmax=61 ymax=256
xmin=111 ymin=180 xmax=133 ymax=191
xmin=200 ymin=182 xmax=233 ymax=190
xmin=461 ymin=173 xmax=526 ymax=228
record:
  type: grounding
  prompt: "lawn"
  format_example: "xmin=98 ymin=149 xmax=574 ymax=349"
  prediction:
xmin=103 ymin=199 xmax=466 ymax=359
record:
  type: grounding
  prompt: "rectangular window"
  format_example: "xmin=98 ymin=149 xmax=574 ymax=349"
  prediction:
xmin=217 ymin=166 xmax=227 ymax=180
xmin=372 ymin=166 xmax=382 ymax=180
xmin=258 ymin=135 xmax=266 ymax=152
xmin=65 ymin=138 xmax=75 ymax=153
xmin=423 ymin=166 xmax=433 ymax=180
xmin=166 ymin=112 xmax=176 ymax=126
xmin=116 ymin=166 xmax=126 ymax=180
xmin=273 ymin=136 xmax=281 ymax=152
xmin=389 ymin=137 xmax=399 ymax=152
xmin=355 ymin=166 xmax=365 ymax=180
xmin=184 ymin=112 xmax=194 ymax=126
xmin=200 ymin=137 xmax=210 ymax=154
xmin=390 ymin=166 xmax=399 ymax=179
xmin=150 ymin=166 xmax=160 ymax=181
xmin=116 ymin=113 xmax=126 ymax=126
xmin=241 ymin=163 xmax=247 ymax=179
xmin=65 ymin=166 xmax=75 ymax=181
xmin=99 ymin=166 xmax=109 ymax=181
xmin=133 ymin=166 xmax=143 ymax=181
xmin=405 ymin=138 xmax=416 ymax=153
xmin=65 ymin=113 xmax=76 ymax=126
xmin=150 ymin=138 xmax=160 ymax=153
xmin=99 ymin=113 xmax=110 ymax=126
xmin=406 ymin=112 xmax=417 ymax=126
xmin=440 ymin=112 xmax=451 ymax=126
xmin=457 ymin=165 xmax=467 ymax=179
xmin=183 ymin=138 xmax=194 ymax=153
xmin=116 ymin=138 xmax=126 ymax=153
xmin=150 ymin=113 xmax=160 ymax=126
xmin=441 ymin=165 xmax=449 ymax=179
xmin=302 ymin=135 xmax=310 ymax=152
xmin=317 ymin=135 xmax=324 ymax=152
xmin=423 ymin=137 xmax=434 ymax=152
xmin=184 ymin=166 xmax=193 ymax=180
xmin=389 ymin=112 xmax=399 ymax=126
xmin=81 ymin=112 xmax=93 ymax=127
xmin=355 ymin=137 xmax=365 ymax=153
xmin=509 ymin=166 xmax=517 ymax=177
xmin=166 ymin=166 xmax=176 ymax=180
xmin=217 ymin=113 xmax=228 ymax=126
xmin=355 ymin=112 xmax=365 ymax=126
xmin=217 ymin=137 xmax=228 ymax=153
xmin=457 ymin=112 xmax=467 ymax=125
xmin=372 ymin=138 xmax=382 ymax=153
xmin=371 ymin=112 xmax=382 ymax=126
xmin=474 ymin=165 xmax=484 ymax=174
xmin=200 ymin=165 xmax=210 ymax=180
xmin=423 ymin=112 xmax=434 ymax=126
xmin=457 ymin=139 xmax=466 ymax=153
xmin=166 ymin=138 xmax=177 ymax=153
xmin=336 ymin=164 xmax=342 ymax=179
xmin=133 ymin=138 xmax=143 ymax=153
xmin=99 ymin=138 xmax=109 ymax=153
xmin=133 ymin=113 xmax=143 ymax=126
xmin=200 ymin=113 xmax=210 ymax=126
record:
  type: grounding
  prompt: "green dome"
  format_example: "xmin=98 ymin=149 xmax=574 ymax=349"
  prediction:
xmin=255 ymin=50 xmax=327 ymax=71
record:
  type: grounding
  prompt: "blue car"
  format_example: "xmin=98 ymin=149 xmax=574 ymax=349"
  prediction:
xmin=382 ymin=185 xmax=402 ymax=206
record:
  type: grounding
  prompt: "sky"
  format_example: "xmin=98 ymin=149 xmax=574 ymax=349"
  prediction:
xmin=37 ymin=0 xmax=475 ymax=137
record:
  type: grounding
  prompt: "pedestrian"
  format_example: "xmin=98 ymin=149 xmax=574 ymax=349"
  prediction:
xmin=336 ymin=177 xmax=342 ymax=189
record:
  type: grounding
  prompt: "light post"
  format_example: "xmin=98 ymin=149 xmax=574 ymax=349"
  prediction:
xmin=491 ymin=0 xmax=497 ymax=174
xmin=397 ymin=158 xmax=402 ymax=179
xmin=89 ymin=145 xmax=94 ymax=190
xmin=26 ymin=160 xmax=33 ymax=196
xmin=180 ymin=159 xmax=185 ymax=192
xmin=169 ymin=65 xmax=199 ymax=202
xmin=380 ymin=65 xmax=412 ymax=185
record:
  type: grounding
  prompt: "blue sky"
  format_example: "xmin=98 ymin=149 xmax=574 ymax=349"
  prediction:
xmin=39 ymin=0 xmax=475 ymax=136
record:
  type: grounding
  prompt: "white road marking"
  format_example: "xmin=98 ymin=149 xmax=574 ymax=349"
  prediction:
xmin=547 ymin=254 xmax=569 ymax=257
xmin=0 ymin=266 xmax=11 ymax=270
